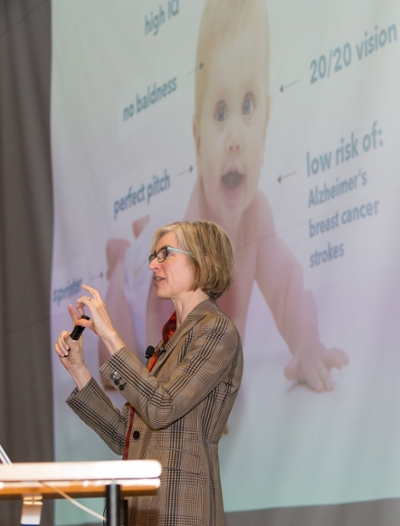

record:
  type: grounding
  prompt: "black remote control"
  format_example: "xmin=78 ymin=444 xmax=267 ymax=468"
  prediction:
xmin=70 ymin=315 xmax=90 ymax=341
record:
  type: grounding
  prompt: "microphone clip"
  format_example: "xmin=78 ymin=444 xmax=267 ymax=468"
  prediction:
xmin=145 ymin=345 xmax=155 ymax=360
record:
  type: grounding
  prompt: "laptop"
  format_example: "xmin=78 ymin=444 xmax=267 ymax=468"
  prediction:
xmin=0 ymin=443 xmax=12 ymax=464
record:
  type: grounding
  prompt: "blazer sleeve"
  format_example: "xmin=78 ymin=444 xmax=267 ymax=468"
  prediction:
xmin=66 ymin=376 xmax=130 ymax=455
xmin=100 ymin=312 xmax=242 ymax=430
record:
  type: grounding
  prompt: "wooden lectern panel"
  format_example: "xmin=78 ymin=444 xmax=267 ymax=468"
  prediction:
xmin=0 ymin=460 xmax=161 ymax=500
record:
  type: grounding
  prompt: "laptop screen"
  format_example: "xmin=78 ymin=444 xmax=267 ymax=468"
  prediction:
xmin=0 ymin=444 xmax=11 ymax=464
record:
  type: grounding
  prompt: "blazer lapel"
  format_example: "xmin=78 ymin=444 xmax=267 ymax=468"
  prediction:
xmin=151 ymin=298 xmax=218 ymax=375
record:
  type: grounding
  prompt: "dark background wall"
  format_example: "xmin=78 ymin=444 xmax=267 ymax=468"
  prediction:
xmin=0 ymin=1 xmax=54 ymax=524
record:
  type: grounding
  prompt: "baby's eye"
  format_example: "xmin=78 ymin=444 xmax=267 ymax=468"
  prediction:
xmin=242 ymin=95 xmax=254 ymax=115
xmin=215 ymin=102 xmax=227 ymax=122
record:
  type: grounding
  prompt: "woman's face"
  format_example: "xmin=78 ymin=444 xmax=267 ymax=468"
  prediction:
xmin=148 ymin=232 xmax=195 ymax=302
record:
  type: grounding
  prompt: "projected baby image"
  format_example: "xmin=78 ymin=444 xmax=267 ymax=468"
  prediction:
xmin=103 ymin=0 xmax=349 ymax=393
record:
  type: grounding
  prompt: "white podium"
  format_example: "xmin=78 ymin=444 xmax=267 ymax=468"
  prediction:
xmin=0 ymin=459 xmax=161 ymax=525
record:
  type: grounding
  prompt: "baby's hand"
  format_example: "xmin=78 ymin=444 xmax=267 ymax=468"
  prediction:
xmin=284 ymin=342 xmax=349 ymax=392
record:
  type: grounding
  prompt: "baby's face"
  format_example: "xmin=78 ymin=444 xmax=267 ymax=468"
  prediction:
xmin=194 ymin=21 xmax=269 ymax=229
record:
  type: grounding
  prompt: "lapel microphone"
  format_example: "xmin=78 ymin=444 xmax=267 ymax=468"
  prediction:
xmin=145 ymin=345 xmax=155 ymax=359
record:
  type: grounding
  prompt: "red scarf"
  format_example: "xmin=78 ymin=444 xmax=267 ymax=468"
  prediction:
xmin=162 ymin=310 xmax=177 ymax=345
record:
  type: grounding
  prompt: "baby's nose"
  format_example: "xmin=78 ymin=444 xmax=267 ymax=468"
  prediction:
xmin=227 ymin=121 xmax=242 ymax=153
xmin=228 ymin=134 xmax=242 ymax=153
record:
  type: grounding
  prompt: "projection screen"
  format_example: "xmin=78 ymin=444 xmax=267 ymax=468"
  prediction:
xmin=50 ymin=0 xmax=400 ymax=524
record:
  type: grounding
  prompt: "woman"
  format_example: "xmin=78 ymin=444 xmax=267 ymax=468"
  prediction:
xmin=54 ymin=221 xmax=243 ymax=526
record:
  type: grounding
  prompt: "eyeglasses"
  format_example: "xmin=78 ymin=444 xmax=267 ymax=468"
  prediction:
xmin=148 ymin=246 xmax=192 ymax=264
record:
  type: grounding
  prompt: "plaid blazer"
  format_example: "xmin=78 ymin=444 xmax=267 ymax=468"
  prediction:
xmin=67 ymin=298 xmax=243 ymax=526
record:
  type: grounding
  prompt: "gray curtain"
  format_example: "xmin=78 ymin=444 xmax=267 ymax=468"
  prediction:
xmin=0 ymin=0 xmax=54 ymax=524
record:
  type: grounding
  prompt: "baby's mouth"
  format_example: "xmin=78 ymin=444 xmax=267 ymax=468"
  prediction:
xmin=221 ymin=171 xmax=244 ymax=190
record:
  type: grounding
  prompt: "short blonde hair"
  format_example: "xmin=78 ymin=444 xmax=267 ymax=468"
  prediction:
xmin=152 ymin=221 xmax=235 ymax=299
xmin=194 ymin=0 xmax=270 ymax=123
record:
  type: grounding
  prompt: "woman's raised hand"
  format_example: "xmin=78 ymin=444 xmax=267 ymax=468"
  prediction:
xmin=76 ymin=284 xmax=126 ymax=355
